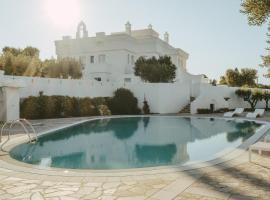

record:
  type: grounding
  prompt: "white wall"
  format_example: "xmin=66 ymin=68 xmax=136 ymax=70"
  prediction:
xmin=191 ymin=84 xmax=269 ymax=114
xmin=125 ymin=82 xmax=190 ymax=113
xmin=7 ymin=75 xmax=192 ymax=114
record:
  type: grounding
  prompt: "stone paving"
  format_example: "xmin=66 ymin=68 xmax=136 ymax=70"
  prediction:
xmin=176 ymin=154 xmax=270 ymax=200
xmin=0 ymin=153 xmax=269 ymax=200
xmin=0 ymin=115 xmax=269 ymax=200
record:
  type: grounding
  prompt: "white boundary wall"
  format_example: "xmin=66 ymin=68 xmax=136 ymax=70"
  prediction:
xmin=191 ymin=83 xmax=269 ymax=114
xmin=5 ymin=75 xmax=191 ymax=114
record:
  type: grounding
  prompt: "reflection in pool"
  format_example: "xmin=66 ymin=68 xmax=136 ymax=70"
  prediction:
xmin=10 ymin=117 xmax=263 ymax=169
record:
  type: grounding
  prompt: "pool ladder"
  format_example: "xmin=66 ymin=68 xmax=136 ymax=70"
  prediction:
xmin=0 ymin=119 xmax=38 ymax=152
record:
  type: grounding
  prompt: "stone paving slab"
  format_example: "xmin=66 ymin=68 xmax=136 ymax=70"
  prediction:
xmin=0 ymin=116 xmax=269 ymax=199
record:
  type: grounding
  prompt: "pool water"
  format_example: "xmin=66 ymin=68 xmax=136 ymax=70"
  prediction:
xmin=10 ymin=117 xmax=263 ymax=170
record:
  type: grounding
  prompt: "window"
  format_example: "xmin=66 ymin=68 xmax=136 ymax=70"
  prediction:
xmin=124 ymin=78 xmax=131 ymax=83
xmin=94 ymin=77 xmax=102 ymax=81
xmin=90 ymin=56 xmax=94 ymax=63
xmin=98 ymin=54 xmax=106 ymax=63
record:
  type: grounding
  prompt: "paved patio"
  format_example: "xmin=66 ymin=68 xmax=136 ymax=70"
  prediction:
xmin=0 ymin=115 xmax=269 ymax=200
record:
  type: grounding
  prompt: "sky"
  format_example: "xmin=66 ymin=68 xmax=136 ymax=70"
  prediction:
xmin=0 ymin=0 xmax=269 ymax=83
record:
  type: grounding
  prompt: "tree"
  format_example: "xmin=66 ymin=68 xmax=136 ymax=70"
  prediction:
xmin=241 ymin=1 xmax=270 ymax=72
xmin=241 ymin=0 xmax=270 ymax=26
xmin=263 ymin=90 xmax=270 ymax=110
xmin=0 ymin=46 xmax=82 ymax=79
xmin=209 ymin=79 xmax=217 ymax=86
xmin=42 ymin=57 xmax=82 ymax=79
xmin=2 ymin=47 xmax=21 ymax=56
xmin=134 ymin=56 xmax=176 ymax=83
xmin=22 ymin=46 xmax=39 ymax=57
xmin=219 ymin=68 xmax=257 ymax=87
xmin=108 ymin=88 xmax=141 ymax=115
xmin=0 ymin=47 xmax=41 ymax=76
xmin=235 ymin=88 xmax=263 ymax=110
xmin=143 ymin=99 xmax=150 ymax=114
xmin=3 ymin=54 xmax=13 ymax=75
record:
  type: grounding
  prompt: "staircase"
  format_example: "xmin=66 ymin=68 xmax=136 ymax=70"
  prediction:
xmin=179 ymin=103 xmax=191 ymax=113
xmin=178 ymin=97 xmax=196 ymax=114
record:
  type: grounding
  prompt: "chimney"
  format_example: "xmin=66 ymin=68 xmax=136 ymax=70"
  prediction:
xmin=125 ymin=21 xmax=131 ymax=35
xmin=164 ymin=32 xmax=169 ymax=43
xmin=148 ymin=24 xmax=153 ymax=30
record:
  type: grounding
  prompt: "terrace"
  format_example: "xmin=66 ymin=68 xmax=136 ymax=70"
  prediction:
xmin=0 ymin=114 xmax=269 ymax=200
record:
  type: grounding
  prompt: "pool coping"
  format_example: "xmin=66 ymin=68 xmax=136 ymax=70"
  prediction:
xmin=0 ymin=115 xmax=269 ymax=179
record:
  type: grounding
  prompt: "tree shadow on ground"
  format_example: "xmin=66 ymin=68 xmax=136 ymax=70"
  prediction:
xmin=180 ymin=153 xmax=270 ymax=200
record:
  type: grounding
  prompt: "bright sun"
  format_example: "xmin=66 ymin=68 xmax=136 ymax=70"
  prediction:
xmin=43 ymin=0 xmax=81 ymax=28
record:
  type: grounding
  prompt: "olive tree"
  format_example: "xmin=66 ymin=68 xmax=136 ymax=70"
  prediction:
xmin=263 ymin=90 xmax=270 ymax=110
xmin=235 ymin=89 xmax=263 ymax=110
xmin=241 ymin=1 xmax=270 ymax=73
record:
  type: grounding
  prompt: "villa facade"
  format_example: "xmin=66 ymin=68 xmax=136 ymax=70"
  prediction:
xmin=1 ymin=22 xmax=266 ymax=122
xmin=55 ymin=21 xmax=189 ymax=83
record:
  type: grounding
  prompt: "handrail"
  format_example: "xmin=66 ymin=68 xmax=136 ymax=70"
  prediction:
xmin=20 ymin=119 xmax=38 ymax=141
xmin=8 ymin=120 xmax=32 ymax=142
xmin=0 ymin=119 xmax=38 ymax=152
xmin=0 ymin=121 xmax=11 ymax=143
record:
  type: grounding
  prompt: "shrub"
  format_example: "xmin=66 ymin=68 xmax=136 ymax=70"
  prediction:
xmin=63 ymin=96 xmax=75 ymax=117
xmin=197 ymin=108 xmax=211 ymax=114
xmin=53 ymin=96 xmax=65 ymax=117
xmin=20 ymin=96 xmax=39 ymax=119
xmin=97 ymin=105 xmax=111 ymax=116
xmin=44 ymin=96 xmax=57 ymax=118
xmin=70 ymin=97 xmax=80 ymax=117
xmin=36 ymin=92 xmax=47 ymax=119
xmin=143 ymin=99 xmax=150 ymax=114
xmin=79 ymin=98 xmax=97 ymax=116
xmin=214 ymin=108 xmax=229 ymax=113
xmin=108 ymin=88 xmax=141 ymax=115
xmin=92 ymin=97 xmax=107 ymax=107
xmin=20 ymin=95 xmax=104 ymax=119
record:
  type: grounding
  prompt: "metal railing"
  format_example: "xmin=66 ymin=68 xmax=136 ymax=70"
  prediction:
xmin=0 ymin=119 xmax=38 ymax=151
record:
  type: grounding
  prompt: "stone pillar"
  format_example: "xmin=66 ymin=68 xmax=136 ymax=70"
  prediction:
xmin=0 ymin=87 xmax=20 ymax=122
xmin=0 ymin=70 xmax=24 ymax=122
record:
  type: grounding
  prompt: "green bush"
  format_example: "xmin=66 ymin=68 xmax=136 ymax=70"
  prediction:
xmin=92 ymin=97 xmax=107 ymax=107
xmin=20 ymin=90 xmax=143 ymax=119
xmin=197 ymin=108 xmax=211 ymax=114
xmin=143 ymin=99 xmax=150 ymax=114
xmin=108 ymin=88 xmax=141 ymax=115
xmin=63 ymin=96 xmax=75 ymax=117
xmin=20 ymin=95 xmax=105 ymax=119
xmin=20 ymin=96 xmax=39 ymax=119
xmin=97 ymin=105 xmax=111 ymax=116
xmin=214 ymin=108 xmax=229 ymax=113
xmin=79 ymin=98 xmax=97 ymax=116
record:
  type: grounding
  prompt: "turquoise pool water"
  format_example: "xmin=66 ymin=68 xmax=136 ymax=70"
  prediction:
xmin=10 ymin=117 xmax=263 ymax=170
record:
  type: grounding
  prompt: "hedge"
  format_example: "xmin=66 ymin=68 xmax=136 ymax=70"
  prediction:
xmin=20 ymin=94 xmax=110 ymax=119
xmin=20 ymin=88 xmax=140 ymax=119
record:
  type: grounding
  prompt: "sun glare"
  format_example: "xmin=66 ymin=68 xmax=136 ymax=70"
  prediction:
xmin=43 ymin=0 xmax=81 ymax=28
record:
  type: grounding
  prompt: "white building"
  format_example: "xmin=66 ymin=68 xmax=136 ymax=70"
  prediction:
xmin=55 ymin=21 xmax=189 ymax=83
xmin=3 ymin=22 xmax=263 ymax=121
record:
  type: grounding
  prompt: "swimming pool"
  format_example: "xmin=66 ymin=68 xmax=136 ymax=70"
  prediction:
xmin=9 ymin=116 xmax=264 ymax=170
